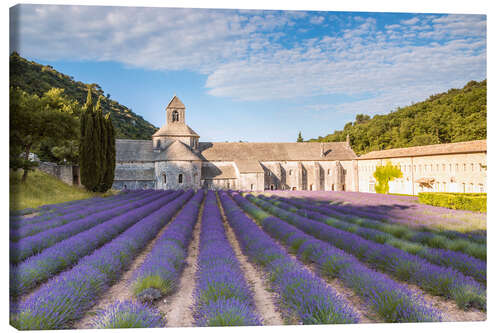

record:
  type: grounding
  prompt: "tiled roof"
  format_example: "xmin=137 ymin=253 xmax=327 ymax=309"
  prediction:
xmin=201 ymin=163 xmax=237 ymax=179
xmin=116 ymin=139 xmax=154 ymax=162
xmin=152 ymin=122 xmax=199 ymax=137
xmin=156 ymin=140 xmax=202 ymax=161
xmin=235 ymin=160 xmax=264 ymax=173
xmin=198 ymin=142 xmax=357 ymax=161
xmin=358 ymin=140 xmax=486 ymax=160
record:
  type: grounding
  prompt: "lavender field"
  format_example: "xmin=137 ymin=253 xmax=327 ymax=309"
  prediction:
xmin=9 ymin=189 xmax=486 ymax=329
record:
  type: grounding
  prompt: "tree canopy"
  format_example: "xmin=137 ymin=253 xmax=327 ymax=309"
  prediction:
xmin=10 ymin=87 xmax=80 ymax=181
xmin=309 ymin=80 xmax=486 ymax=155
xmin=374 ymin=162 xmax=403 ymax=194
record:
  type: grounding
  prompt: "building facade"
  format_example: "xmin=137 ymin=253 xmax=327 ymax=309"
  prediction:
xmin=113 ymin=96 xmax=487 ymax=194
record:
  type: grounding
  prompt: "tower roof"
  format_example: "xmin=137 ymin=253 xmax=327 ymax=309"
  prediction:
xmin=156 ymin=140 xmax=202 ymax=161
xmin=166 ymin=95 xmax=185 ymax=109
xmin=152 ymin=122 xmax=199 ymax=137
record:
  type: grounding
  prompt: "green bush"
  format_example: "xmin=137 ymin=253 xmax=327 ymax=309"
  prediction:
xmin=418 ymin=192 xmax=487 ymax=212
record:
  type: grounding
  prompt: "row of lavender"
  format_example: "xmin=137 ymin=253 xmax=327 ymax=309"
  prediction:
xmin=10 ymin=190 xmax=167 ymax=264
xmin=278 ymin=196 xmax=486 ymax=259
xmin=232 ymin=193 xmax=441 ymax=322
xmin=298 ymin=196 xmax=486 ymax=246
xmin=11 ymin=191 xmax=181 ymax=296
xmin=219 ymin=192 xmax=360 ymax=324
xmin=246 ymin=194 xmax=486 ymax=311
xmin=263 ymin=195 xmax=485 ymax=284
xmin=10 ymin=190 xmax=140 ymax=229
xmin=92 ymin=190 xmax=205 ymax=328
xmin=10 ymin=190 xmax=194 ymax=330
xmin=279 ymin=191 xmax=485 ymax=242
xmin=193 ymin=191 xmax=261 ymax=326
xmin=11 ymin=190 xmax=157 ymax=241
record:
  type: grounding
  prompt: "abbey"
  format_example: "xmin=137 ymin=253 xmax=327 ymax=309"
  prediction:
xmin=113 ymin=96 xmax=487 ymax=194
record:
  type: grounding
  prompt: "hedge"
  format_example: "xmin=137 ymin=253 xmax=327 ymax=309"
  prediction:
xmin=418 ymin=192 xmax=486 ymax=212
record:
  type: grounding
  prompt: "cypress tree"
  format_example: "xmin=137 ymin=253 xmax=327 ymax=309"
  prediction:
xmin=80 ymin=88 xmax=98 ymax=191
xmin=102 ymin=113 xmax=116 ymax=191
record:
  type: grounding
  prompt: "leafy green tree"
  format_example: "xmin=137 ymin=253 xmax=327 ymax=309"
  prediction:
xmin=308 ymin=80 xmax=486 ymax=155
xmin=297 ymin=131 xmax=304 ymax=142
xmin=10 ymin=87 xmax=79 ymax=182
xmin=373 ymin=161 xmax=403 ymax=194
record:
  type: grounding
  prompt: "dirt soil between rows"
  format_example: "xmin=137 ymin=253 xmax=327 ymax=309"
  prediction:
xmin=217 ymin=194 xmax=285 ymax=326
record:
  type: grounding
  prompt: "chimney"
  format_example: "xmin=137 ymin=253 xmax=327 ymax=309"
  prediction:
xmin=346 ymin=134 xmax=351 ymax=148
xmin=320 ymin=143 xmax=325 ymax=158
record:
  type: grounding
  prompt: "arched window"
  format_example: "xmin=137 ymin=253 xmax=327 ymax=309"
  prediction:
xmin=162 ymin=173 xmax=167 ymax=184
xmin=327 ymin=169 xmax=331 ymax=175
xmin=172 ymin=110 xmax=179 ymax=122
xmin=289 ymin=170 xmax=293 ymax=176
xmin=178 ymin=174 xmax=183 ymax=184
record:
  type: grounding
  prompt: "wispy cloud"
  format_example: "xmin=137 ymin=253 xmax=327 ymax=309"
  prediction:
xmin=11 ymin=5 xmax=486 ymax=116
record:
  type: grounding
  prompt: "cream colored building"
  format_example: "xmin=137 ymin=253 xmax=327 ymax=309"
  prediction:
xmin=357 ymin=140 xmax=487 ymax=194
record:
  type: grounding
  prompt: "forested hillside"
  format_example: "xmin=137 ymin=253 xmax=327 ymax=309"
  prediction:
xmin=309 ymin=80 xmax=486 ymax=155
xmin=10 ymin=52 xmax=158 ymax=140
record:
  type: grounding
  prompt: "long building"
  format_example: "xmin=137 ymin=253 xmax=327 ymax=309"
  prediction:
xmin=113 ymin=96 xmax=487 ymax=194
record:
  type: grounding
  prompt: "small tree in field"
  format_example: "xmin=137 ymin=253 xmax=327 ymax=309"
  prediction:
xmin=373 ymin=161 xmax=403 ymax=194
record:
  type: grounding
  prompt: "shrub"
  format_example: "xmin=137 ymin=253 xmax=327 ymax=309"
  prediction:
xmin=418 ymin=193 xmax=486 ymax=212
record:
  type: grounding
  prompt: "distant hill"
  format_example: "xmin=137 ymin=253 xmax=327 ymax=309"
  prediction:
xmin=309 ymin=80 xmax=486 ymax=155
xmin=10 ymin=52 xmax=158 ymax=140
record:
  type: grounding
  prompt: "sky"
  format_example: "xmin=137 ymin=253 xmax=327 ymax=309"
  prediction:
xmin=9 ymin=4 xmax=486 ymax=142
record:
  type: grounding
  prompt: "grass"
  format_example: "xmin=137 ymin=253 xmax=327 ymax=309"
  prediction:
xmin=10 ymin=169 xmax=116 ymax=212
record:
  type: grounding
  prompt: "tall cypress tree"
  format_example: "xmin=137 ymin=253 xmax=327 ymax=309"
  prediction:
xmin=80 ymin=89 xmax=114 ymax=192
xmin=102 ymin=113 xmax=116 ymax=191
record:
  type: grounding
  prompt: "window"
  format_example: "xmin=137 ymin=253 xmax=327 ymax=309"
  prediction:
xmin=227 ymin=182 xmax=230 ymax=189
xmin=270 ymin=184 xmax=274 ymax=190
xmin=424 ymin=165 xmax=427 ymax=172
xmin=178 ymin=174 xmax=183 ymax=184
xmin=449 ymin=164 xmax=452 ymax=172
xmin=419 ymin=165 xmax=422 ymax=173
xmin=469 ymin=183 xmax=474 ymax=193
xmin=328 ymin=169 xmax=331 ymax=175
xmin=463 ymin=163 xmax=466 ymax=172
xmin=289 ymin=170 xmax=293 ymax=176
xmin=479 ymin=184 xmax=484 ymax=193
xmin=442 ymin=182 xmax=447 ymax=192
xmin=251 ymin=184 xmax=254 ymax=190
xmin=442 ymin=164 xmax=445 ymax=172
xmin=162 ymin=173 xmax=167 ymax=184
xmin=462 ymin=183 xmax=466 ymax=193
xmin=455 ymin=164 xmax=459 ymax=172
xmin=172 ymin=110 xmax=179 ymax=122
xmin=471 ymin=163 xmax=474 ymax=172
xmin=310 ymin=184 xmax=313 ymax=191
xmin=436 ymin=164 xmax=438 ymax=172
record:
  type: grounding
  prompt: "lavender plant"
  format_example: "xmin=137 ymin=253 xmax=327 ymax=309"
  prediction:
xmin=219 ymin=191 xmax=359 ymax=325
xmin=193 ymin=191 xmax=261 ymax=326
xmin=92 ymin=301 xmax=165 ymax=328
xmin=234 ymin=194 xmax=442 ymax=322
xmin=261 ymin=195 xmax=485 ymax=284
xmin=10 ymin=191 xmax=174 ymax=264
xmin=10 ymin=190 xmax=194 ymax=330
xmin=10 ymin=191 xmax=181 ymax=296
xmin=244 ymin=194 xmax=486 ymax=311
xmin=131 ymin=190 xmax=204 ymax=301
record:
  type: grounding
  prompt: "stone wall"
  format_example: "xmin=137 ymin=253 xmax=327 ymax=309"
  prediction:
xmin=38 ymin=162 xmax=80 ymax=186
xmin=154 ymin=160 xmax=202 ymax=190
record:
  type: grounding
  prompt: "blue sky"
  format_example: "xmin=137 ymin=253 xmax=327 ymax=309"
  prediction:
xmin=10 ymin=5 xmax=486 ymax=142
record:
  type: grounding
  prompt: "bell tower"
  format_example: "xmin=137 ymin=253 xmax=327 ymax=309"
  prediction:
xmin=152 ymin=95 xmax=200 ymax=151
xmin=166 ymin=95 xmax=186 ymax=125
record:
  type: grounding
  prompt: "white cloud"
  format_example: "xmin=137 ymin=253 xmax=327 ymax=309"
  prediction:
xmin=11 ymin=5 xmax=486 ymax=116
xmin=401 ymin=17 xmax=419 ymax=25
xmin=310 ymin=16 xmax=324 ymax=24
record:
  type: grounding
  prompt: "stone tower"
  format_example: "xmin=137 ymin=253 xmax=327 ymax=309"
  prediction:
xmin=152 ymin=96 xmax=200 ymax=150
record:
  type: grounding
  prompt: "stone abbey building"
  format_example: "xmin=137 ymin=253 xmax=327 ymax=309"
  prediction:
xmin=113 ymin=96 xmax=487 ymax=194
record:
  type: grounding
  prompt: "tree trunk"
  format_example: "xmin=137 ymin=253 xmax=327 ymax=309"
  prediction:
xmin=21 ymin=144 xmax=31 ymax=183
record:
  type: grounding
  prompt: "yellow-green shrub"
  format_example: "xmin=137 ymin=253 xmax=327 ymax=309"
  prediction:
xmin=418 ymin=192 xmax=486 ymax=212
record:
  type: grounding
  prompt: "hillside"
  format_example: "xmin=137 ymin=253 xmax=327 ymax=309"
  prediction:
xmin=309 ymin=80 xmax=486 ymax=155
xmin=10 ymin=52 xmax=158 ymax=140
xmin=10 ymin=169 xmax=114 ymax=211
